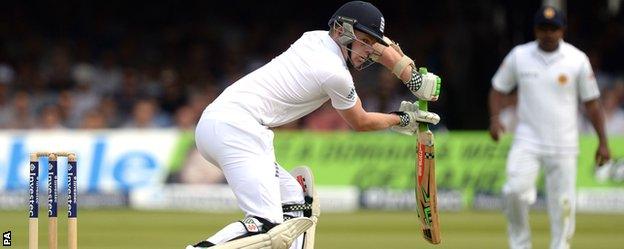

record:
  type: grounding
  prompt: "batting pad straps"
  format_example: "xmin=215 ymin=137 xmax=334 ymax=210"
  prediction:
xmin=211 ymin=217 xmax=314 ymax=249
xmin=392 ymin=55 xmax=414 ymax=80
xmin=239 ymin=216 xmax=276 ymax=234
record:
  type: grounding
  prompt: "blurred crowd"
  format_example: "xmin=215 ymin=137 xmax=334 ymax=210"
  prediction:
xmin=0 ymin=1 xmax=622 ymax=134
xmin=0 ymin=55 xmax=218 ymax=130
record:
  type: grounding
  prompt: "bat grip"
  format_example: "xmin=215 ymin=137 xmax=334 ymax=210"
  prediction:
xmin=417 ymin=67 xmax=431 ymax=131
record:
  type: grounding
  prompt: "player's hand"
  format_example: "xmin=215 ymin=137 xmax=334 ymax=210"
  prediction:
xmin=370 ymin=36 xmax=403 ymax=62
xmin=595 ymin=142 xmax=611 ymax=166
xmin=385 ymin=36 xmax=404 ymax=56
xmin=489 ymin=117 xmax=505 ymax=142
xmin=391 ymin=101 xmax=440 ymax=135
xmin=414 ymin=68 xmax=442 ymax=101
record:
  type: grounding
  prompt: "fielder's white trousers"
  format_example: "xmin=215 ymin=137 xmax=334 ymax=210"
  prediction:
xmin=502 ymin=142 xmax=577 ymax=249
xmin=195 ymin=112 xmax=305 ymax=248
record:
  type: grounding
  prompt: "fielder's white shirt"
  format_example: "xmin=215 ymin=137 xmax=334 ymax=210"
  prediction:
xmin=492 ymin=41 xmax=600 ymax=154
xmin=205 ymin=31 xmax=357 ymax=127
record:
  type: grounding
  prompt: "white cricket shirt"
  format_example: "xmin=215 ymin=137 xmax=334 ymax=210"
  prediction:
xmin=205 ymin=31 xmax=357 ymax=127
xmin=492 ymin=41 xmax=600 ymax=154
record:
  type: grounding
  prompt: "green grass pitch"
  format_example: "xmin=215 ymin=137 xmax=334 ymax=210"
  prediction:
xmin=1 ymin=209 xmax=623 ymax=248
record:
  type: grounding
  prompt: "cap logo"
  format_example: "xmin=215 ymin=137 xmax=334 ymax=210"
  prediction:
xmin=379 ymin=17 xmax=385 ymax=32
xmin=544 ymin=7 xmax=555 ymax=19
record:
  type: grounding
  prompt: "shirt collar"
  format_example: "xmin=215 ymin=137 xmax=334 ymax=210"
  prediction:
xmin=532 ymin=40 xmax=565 ymax=65
xmin=322 ymin=31 xmax=348 ymax=68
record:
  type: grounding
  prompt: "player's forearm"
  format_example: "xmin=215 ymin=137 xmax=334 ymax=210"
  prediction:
xmin=372 ymin=42 xmax=440 ymax=101
xmin=374 ymin=45 xmax=412 ymax=82
xmin=585 ymin=99 xmax=609 ymax=144
xmin=350 ymin=112 xmax=400 ymax=131
xmin=488 ymin=89 xmax=505 ymax=119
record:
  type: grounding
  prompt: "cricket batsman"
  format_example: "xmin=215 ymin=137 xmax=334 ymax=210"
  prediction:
xmin=187 ymin=1 xmax=441 ymax=248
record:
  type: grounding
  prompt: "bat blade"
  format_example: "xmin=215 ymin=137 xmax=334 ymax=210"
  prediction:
xmin=416 ymin=130 xmax=441 ymax=244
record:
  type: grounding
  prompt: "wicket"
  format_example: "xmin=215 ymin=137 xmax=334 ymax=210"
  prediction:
xmin=29 ymin=152 xmax=78 ymax=249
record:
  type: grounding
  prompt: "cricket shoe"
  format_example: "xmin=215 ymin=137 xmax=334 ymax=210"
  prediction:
xmin=185 ymin=240 xmax=214 ymax=248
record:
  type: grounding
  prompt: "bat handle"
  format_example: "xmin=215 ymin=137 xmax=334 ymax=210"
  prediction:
xmin=418 ymin=67 xmax=429 ymax=131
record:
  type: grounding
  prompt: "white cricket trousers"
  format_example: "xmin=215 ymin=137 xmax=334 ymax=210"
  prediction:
xmin=502 ymin=143 xmax=577 ymax=249
xmin=195 ymin=113 xmax=305 ymax=249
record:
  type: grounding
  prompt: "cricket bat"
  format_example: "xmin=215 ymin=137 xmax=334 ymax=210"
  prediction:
xmin=415 ymin=68 xmax=441 ymax=244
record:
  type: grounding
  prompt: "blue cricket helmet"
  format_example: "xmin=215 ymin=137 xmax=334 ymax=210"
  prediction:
xmin=328 ymin=1 xmax=388 ymax=46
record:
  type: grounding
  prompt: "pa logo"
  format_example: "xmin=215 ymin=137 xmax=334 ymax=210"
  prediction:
xmin=2 ymin=230 xmax=10 ymax=246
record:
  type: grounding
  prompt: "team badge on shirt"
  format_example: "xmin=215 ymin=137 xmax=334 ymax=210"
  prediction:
xmin=558 ymin=74 xmax=568 ymax=85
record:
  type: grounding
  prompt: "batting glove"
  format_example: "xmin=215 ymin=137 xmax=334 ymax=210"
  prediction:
xmin=391 ymin=101 xmax=440 ymax=135
xmin=408 ymin=67 xmax=441 ymax=101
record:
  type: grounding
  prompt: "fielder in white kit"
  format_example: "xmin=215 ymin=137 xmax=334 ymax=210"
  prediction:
xmin=489 ymin=6 xmax=611 ymax=249
xmin=187 ymin=1 xmax=442 ymax=248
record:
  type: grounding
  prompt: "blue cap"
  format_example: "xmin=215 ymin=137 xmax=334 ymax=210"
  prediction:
xmin=534 ymin=6 xmax=566 ymax=28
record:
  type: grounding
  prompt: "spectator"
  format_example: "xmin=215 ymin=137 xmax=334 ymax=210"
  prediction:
xmin=2 ymin=91 xmax=36 ymax=129
xmin=114 ymin=68 xmax=145 ymax=113
xmin=93 ymin=50 xmax=123 ymax=95
xmin=56 ymin=90 xmax=79 ymax=128
xmin=0 ymin=64 xmax=14 ymax=127
xmin=96 ymin=96 xmax=123 ymax=128
xmin=70 ymin=63 xmax=101 ymax=123
xmin=159 ymin=68 xmax=187 ymax=115
xmin=174 ymin=105 xmax=197 ymax=131
xmin=123 ymin=98 xmax=168 ymax=128
xmin=42 ymin=46 xmax=75 ymax=91
xmin=187 ymin=85 xmax=219 ymax=116
xmin=79 ymin=108 xmax=109 ymax=129
xmin=37 ymin=104 xmax=66 ymax=129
